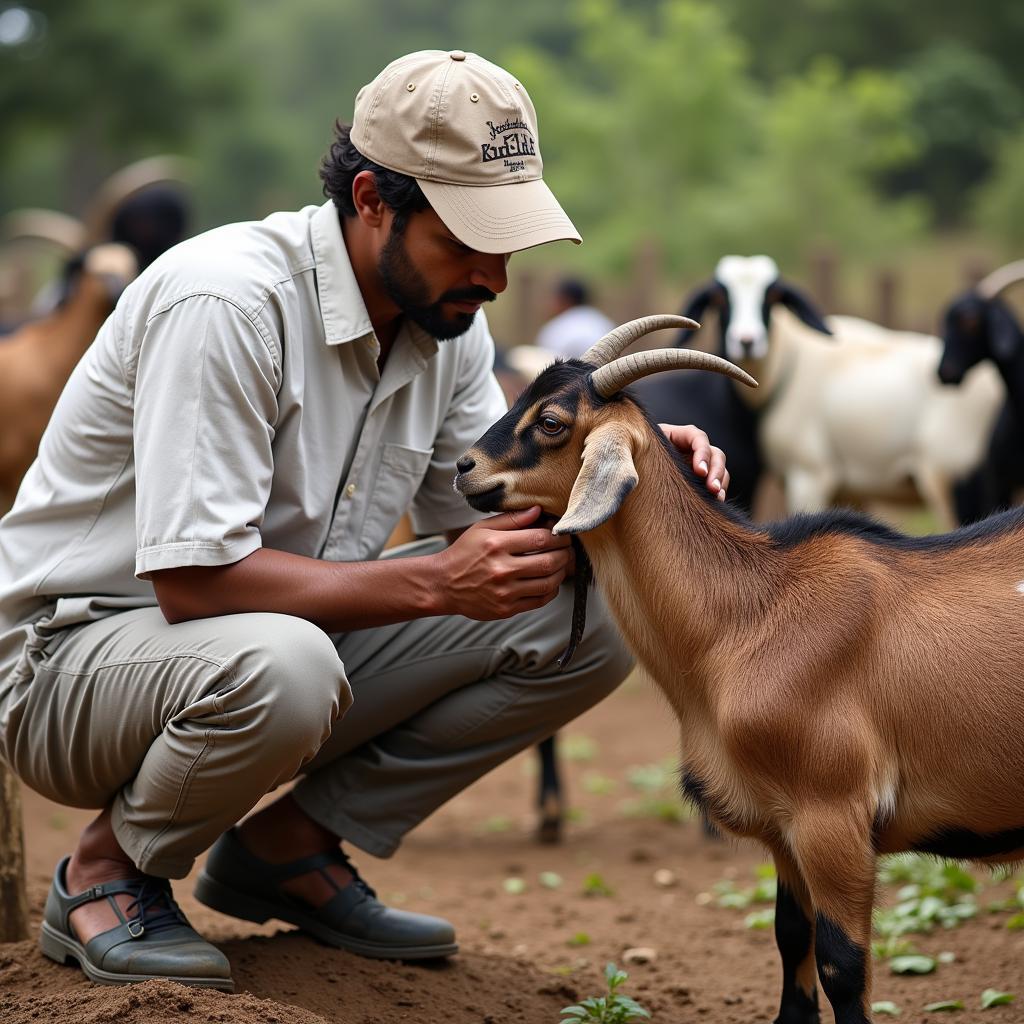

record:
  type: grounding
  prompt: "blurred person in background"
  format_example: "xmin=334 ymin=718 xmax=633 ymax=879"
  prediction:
xmin=533 ymin=276 xmax=614 ymax=359
xmin=0 ymin=49 xmax=728 ymax=991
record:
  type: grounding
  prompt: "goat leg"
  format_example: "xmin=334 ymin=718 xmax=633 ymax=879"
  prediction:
xmin=535 ymin=735 xmax=562 ymax=844
xmin=770 ymin=847 xmax=820 ymax=1024
xmin=790 ymin=808 xmax=876 ymax=1024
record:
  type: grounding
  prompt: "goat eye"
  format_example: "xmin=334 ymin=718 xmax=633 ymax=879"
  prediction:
xmin=539 ymin=415 xmax=564 ymax=435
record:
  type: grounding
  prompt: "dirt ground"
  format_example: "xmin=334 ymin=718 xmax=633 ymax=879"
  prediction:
xmin=3 ymin=672 xmax=1023 ymax=1024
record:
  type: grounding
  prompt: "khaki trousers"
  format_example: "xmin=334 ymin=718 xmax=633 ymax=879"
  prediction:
xmin=0 ymin=544 xmax=632 ymax=878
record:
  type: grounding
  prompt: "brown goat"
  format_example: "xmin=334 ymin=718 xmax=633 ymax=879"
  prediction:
xmin=454 ymin=315 xmax=1024 ymax=1024
xmin=0 ymin=244 xmax=136 ymax=511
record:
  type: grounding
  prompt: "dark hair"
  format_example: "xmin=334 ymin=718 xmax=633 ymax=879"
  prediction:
xmin=319 ymin=121 xmax=429 ymax=233
xmin=557 ymin=278 xmax=589 ymax=307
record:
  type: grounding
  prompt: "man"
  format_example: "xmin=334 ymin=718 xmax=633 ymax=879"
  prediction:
xmin=534 ymin=278 xmax=615 ymax=359
xmin=0 ymin=50 xmax=729 ymax=991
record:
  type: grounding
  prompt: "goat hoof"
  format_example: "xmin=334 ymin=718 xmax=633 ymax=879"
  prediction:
xmin=537 ymin=815 xmax=563 ymax=845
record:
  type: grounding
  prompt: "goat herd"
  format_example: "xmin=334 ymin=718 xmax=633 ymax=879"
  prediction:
xmin=3 ymin=229 xmax=1024 ymax=1021
xmin=459 ymin=260 xmax=1024 ymax=1024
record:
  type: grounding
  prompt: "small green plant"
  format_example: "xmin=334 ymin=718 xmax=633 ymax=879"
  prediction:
xmin=981 ymin=990 xmax=1015 ymax=1009
xmin=582 ymin=872 xmax=614 ymax=897
xmin=871 ymin=1001 xmax=901 ymax=1016
xmin=617 ymin=759 xmax=690 ymax=823
xmin=922 ymin=999 xmax=964 ymax=1012
xmin=561 ymin=962 xmax=651 ymax=1023
xmin=563 ymin=734 xmax=599 ymax=762
xmin=712 ymin=863 xmax=777 ymax=909
xmin=583 ymin=772 xmax=618 ymax=795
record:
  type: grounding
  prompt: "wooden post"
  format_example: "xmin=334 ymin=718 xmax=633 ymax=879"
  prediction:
xmin=0 ymin=762 xmax=29 ymax=942
xmin=809 ymin=246 xmax=838 ymax=312
xmin=876 ymin=269 xmax=899 ymax=329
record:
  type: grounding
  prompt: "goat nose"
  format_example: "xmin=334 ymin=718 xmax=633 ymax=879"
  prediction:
xmin=456 ymin=455 xmax=475 ymax=473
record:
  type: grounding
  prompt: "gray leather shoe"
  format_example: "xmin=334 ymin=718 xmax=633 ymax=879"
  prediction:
xmin=194 ymin=828 xmax=458 ymax=960
xmin=39 ymin=857 xmax=233 ymax=990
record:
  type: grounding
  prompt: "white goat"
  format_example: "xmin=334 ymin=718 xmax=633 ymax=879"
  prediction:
xmin=710 ymin=256 xmax=1005 ymax=527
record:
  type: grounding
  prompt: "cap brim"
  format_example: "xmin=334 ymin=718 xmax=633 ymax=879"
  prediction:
xmin=418 ymin=177 xmax=581 ymax=255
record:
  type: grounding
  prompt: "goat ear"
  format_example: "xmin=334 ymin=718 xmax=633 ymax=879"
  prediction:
xmin=990 ymin=302 xmax=1021 ymax=362
xmin=553 ymin=422 xmax=638 ymax=535
xmin=776 ymin=280 xmax=832 ymax=336
xmin=676 ymin=282 xmax=719 ymax=346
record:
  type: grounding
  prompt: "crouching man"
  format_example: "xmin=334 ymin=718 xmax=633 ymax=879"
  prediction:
xmin=0 ymin=48 xmax=729 ymax=991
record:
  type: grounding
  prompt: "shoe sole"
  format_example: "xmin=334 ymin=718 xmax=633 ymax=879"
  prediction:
xmin=194 ymin=871 xmax=459 ymax=961
xmin=39 ymin=920 xmax=235 ymax=991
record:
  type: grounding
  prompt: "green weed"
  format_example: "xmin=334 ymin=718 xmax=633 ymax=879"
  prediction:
xmin=560 ymin=963 xmax=651 ymax=1023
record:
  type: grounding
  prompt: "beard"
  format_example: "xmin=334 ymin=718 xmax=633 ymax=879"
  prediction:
xmin=377 ymin=225 xmax=496 ymax=340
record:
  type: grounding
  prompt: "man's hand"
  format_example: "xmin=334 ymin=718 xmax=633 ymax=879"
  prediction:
xmin=660 ymin=424 xmax=730 ymax=501
xmin=435 ymin=505 xmax=572 ymax=620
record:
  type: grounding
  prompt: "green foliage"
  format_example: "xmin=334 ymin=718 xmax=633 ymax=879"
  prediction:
xmin=561 ymin=963 xmax=651 ymax=1023
xmin=973 ymin=130 xmax=1024 ymax=253
xmin=562 ymin=734 xmax=599 ymax=762
xmin=581 ymin=872 xmax=614 ymax=897
xmin=889 ymin=954 xmax=936 ymax=975
xmin=0 ymin=0 xmax=248 ymax=209
xmin=4 ymin=0 xmax=1021 ymax=267
xmin=872 ymin=855 xmax=978 ymax=966
xmin=618 ymin=759 xmax=689 ymax=822
xmin=872 ymin=1002 xmax=901 ymax=1017
xmin=890 ymin=43 xmax=1023 ymax=224
xmin=980 ymin=990 xmax=1016 ymax=1009
xmin=923 ymin=1000 xmax=964 ymax=1013
xmin=504 ymin=0 xmax=924 ymax=275
xmin=712 ymin=863 xmax=777 ymax=909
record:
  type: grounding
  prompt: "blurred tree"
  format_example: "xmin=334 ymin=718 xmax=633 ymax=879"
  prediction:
xmin=501 ymin=0 xmax=923 ymax=276
xmin=502 ymin=0 xmax=759 ymax=275
xmin=714 ymin=60 xmax=925 ymax=269
xmin=886 ymin=44 xmax=1022 ymax=226
xmin=973 ymin=131 xmax=1024 ymax=253
xmin=0 ymin=0 xmax=246 ymax=212
xmin=715 ymin=0 xmax=1024 ymax=96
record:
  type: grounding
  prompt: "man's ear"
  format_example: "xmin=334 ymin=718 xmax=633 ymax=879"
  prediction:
xmin=553 ymin=421 xmax=638 ymax=535
xmin=351 ymin=170 xmax=388 ymax=228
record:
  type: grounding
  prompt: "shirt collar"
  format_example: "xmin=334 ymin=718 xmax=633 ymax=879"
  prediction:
xmin=310 ymin=201 xmax=375 ymax=346
xmin=310 ymin=202 xmax=441 ymax=365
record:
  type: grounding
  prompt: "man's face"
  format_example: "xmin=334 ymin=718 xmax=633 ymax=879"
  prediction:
xmin=378 ymin=207 xmax=509 ymax=340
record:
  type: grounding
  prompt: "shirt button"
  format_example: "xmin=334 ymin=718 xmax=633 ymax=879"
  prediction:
xmin=345 ymin=483 xmax=357 ymax=498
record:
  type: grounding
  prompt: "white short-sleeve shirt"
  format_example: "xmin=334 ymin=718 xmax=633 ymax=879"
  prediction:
xmin=0 ymin=202 xmax=507 ymax=633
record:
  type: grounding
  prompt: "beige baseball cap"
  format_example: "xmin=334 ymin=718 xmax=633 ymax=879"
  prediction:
xmin=351 ymin=49 xmax=581 ymax=255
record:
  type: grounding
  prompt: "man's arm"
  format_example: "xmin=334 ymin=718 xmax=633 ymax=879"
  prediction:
xmin=149 ymin=505 xmax=571 ymax=631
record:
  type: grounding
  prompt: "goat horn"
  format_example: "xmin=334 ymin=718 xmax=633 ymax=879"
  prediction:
xmin=1 ymin=209 xmax=86 ymax=254
xmin=977 ymin=260 xmax=1024 ymax=301
xmin=84 ymin=155 xmax=193 ymax=243
xmin=591 ymin=347 xmax=758 ymax=397
xmin=580 ymin=314 xmax=700 ymax=367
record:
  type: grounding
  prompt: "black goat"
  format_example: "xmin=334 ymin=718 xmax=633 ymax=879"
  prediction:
xmin=939 ymin=286 xmax=1024 ymax=524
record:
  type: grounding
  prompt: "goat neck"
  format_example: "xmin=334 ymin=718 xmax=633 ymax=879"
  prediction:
xmin=729 ymin=306 xmax=804 ymax=412
xmin=576 ymin=404 xmax=784 ymax=712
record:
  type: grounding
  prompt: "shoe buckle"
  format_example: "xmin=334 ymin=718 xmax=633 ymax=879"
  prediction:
xmin=127 ymin=919 xmax=145 ymax=939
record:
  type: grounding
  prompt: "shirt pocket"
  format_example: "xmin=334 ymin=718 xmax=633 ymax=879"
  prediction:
xmin=360 ymin=443 xmax=435 ymax=558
